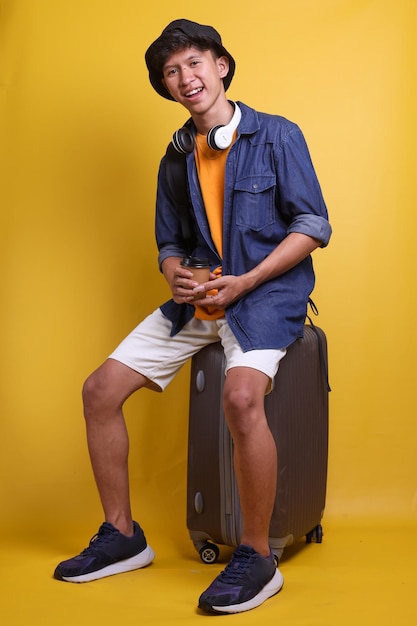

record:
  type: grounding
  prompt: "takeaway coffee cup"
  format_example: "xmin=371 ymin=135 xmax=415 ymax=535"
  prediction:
xmin=181 ymin=257 xmax=210 ymax=298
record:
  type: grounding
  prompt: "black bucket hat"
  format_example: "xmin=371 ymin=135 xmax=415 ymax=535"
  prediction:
xmin=145 ymin=19 xmax=236 ymax=101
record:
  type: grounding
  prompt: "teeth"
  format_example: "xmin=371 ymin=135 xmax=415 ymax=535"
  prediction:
xmin=186 ymin=88 xmax=202 ymax=97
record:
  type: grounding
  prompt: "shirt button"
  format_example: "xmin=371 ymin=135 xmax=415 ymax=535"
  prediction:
xmin=253 ymin=183 xmax=258 ymax=189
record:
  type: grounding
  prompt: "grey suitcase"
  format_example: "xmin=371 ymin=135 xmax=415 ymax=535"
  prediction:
xmin=186 ymin=324 xmax=329 ymax=563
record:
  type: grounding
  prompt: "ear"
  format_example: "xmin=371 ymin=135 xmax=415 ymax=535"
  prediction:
xmin=217 ymin=55 xmax=230 ymax=79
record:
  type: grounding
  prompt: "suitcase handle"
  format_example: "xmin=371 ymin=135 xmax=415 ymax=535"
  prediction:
xmin=306 ymin=299 xmax=331 ymax=393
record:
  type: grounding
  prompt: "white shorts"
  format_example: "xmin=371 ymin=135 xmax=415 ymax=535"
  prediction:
xmin=109 ymin=308 xmax=286 ymax=392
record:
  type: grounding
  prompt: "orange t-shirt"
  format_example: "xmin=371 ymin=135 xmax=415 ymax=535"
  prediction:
xmin=193 ymin=133 xmax=233 ymax=320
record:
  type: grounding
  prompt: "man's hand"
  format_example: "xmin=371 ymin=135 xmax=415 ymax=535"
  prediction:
xmin=192 ymin=274 xmax=252 ymax=310
xmin=162 ymin=257 xmax=212 ymax=304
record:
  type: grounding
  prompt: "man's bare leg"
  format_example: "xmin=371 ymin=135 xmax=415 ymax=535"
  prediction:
xmin=82 ymin=358 xmax=150 ymax=536
xmin=222 ymin=366 xmax=276 ymax=557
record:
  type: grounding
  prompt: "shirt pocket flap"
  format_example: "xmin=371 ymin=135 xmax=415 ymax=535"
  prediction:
xmin=234 ymin=174 xmax=276 ymax=194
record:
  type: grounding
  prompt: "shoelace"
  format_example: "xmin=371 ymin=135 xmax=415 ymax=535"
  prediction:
xmin=79 ymin=522 xmax=120 ymax=556
xmin=218 ymin=547 xmax=254 ymax=584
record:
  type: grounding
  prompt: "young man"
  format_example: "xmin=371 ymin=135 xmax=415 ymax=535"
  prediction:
xmin=54 ymin=19 xmax=331 ymax=614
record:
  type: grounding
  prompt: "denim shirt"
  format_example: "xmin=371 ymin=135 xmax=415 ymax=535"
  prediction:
xmin=156 ymin=102 xmax=331 ymax=351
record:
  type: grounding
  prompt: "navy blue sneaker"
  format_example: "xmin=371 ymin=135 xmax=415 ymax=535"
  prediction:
xmin=54 ymin=521 xmax=154 ymax=583
xmin=198 ymin=544 xmax=284 ymax=614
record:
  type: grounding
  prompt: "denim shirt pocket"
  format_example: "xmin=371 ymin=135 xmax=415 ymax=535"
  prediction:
xmin=234 ymin=174 xmax=276 ymax=231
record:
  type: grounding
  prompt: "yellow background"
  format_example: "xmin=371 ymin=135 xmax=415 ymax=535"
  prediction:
xmin=1 ymin=1 xmax=416 ymax=624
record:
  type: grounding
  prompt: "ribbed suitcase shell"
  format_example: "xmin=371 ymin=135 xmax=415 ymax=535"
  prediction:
xmin=186 ymin=325 xmax=329 ymax=562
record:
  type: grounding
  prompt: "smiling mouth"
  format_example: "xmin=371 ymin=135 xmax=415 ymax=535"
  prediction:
xmin=185 ymin=87 xmax=203 ymax=97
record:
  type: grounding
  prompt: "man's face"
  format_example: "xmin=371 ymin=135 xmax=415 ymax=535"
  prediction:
xmin=161 ymin=47 xmax=229 ymax=115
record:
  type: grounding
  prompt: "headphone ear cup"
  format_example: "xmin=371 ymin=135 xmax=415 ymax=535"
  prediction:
xmin=206 ymin=125 xmax=224 ymax=151
xmin=172 ymin=127 xmax=194 ymax=154
xmin=206 ymin=102 xmax=242 ymax=150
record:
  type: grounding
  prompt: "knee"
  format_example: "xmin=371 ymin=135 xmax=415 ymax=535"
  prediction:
xmin=223 ymin=386 xmax=254 ymax=415
xmin=223 ymin=387 xmax=258 ymax=436
xmin=82 ymin=369 xmax=114 ymax=420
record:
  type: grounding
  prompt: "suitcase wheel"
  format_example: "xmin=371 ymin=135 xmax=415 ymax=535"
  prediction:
xmin=306 ymin=524 xmax=323 ymax=544
xmin=199 ymin=543 xmax=220 ymax=564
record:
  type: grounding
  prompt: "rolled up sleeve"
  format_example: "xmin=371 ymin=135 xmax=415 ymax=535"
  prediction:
xmin=287 ymin=214 xmax=332 ymax=247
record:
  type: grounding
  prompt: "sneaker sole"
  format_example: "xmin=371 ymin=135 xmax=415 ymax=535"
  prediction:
xmin=58 ymin=545 xmax=155 ymax=583
xmin=205 ymin=568 xmax=284 ymax=614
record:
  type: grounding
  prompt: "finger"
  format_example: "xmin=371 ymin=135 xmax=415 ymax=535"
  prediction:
xmin=192 ymin=284 xmax=206 ymax=295
xmin=176 ymin=267 xmax=194 ymax=279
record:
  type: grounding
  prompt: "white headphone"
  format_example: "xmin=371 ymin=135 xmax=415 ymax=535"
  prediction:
xmin=172 ymin=101 xmax=242 ymax=153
